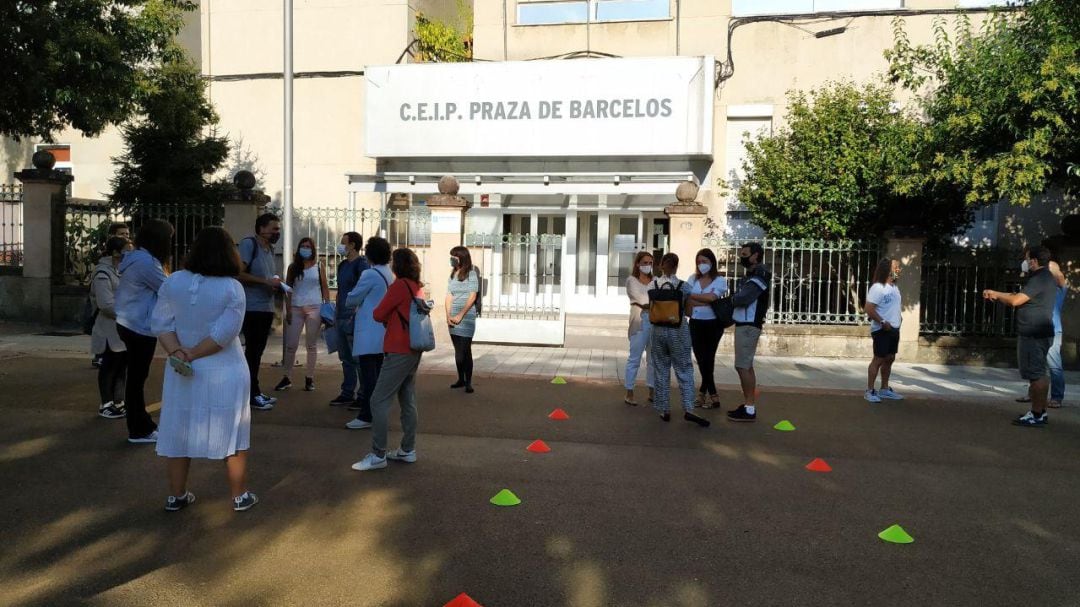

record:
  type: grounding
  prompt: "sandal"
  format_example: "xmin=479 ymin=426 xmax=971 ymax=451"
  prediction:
xmin=624 ymin=397 xmax=639 ymax=407
xmin=1049 ymin=400 xmax=1062 ymax=409
xmin=700 ymin=395 xmax=722 ymax=409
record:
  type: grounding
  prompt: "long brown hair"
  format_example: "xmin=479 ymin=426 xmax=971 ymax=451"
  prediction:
xmin=872 ymin=258 xmax=893 ymax=285
xmin=135 ymin=219 xmax=174 ymax=265
xmin=184 ymin=227 xmax=242 ymax=277
xmin=630 ymin=251 xmax=654 ymax=279
xmin=392 ymin=248 xmax=421 ymax=283
xmin=693 ymin=248 xmax=719 ymax=280
xmin=450 ymin=246 xmax=474 ymax=281
xmin=286 ymin=237 xmax=317 ymax=286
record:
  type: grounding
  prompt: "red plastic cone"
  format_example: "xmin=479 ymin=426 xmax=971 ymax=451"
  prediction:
xmin=527 ymin=439 xmax=551 ymax=453
xmin=805 ymin=458 xmax=832 ymax=472
xmin=443 ymin=593 xmax=483 ymax=607
xmin=548 ymin=408 xmax=570 ymax=420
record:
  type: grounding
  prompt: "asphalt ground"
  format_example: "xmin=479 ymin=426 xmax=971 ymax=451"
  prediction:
xmin=1 ymin=356 xmax=1079 ymax=607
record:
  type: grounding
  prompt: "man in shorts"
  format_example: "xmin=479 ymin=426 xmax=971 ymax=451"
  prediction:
xmin=727 ymin=242 xmax=771 ymax=423
xmin=983 ymin=246 xmax=1057 ymax=427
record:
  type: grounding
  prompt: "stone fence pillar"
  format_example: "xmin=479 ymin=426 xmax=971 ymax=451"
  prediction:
xmin=884 ymin=233 xmax=925 ymax=360
xmin=13 ymin=152 xmax=74 ymax=323
xmin=224 ymin=170 xmax=269 ymax=242
xmin=664 ymin=181 xmax=707 ymax=274
xmin=424 ymin=176 xmax=469 ymax=319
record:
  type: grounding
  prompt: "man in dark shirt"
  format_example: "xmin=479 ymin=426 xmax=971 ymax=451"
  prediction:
xmin=727 ymin=242 xmax=771 ymax=423
xmin=330 ymin=231 xmax=370 ymax=407
xmin=983 ymin=246 xmax=1057 ymax=427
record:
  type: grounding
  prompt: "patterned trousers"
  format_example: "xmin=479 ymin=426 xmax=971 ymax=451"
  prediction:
xmin=649 ymin=321 xmax=695 ymax=414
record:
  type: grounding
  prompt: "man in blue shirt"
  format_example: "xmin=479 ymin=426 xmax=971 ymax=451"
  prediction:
xmin=330 ymin=231 xmax=370 ymax=406
xmin=238 ymin=213 xmax=283 ymax=411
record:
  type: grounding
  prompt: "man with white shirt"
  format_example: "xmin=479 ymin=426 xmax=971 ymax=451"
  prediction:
xmin=864 ymin=258 xmax=904 ymax=403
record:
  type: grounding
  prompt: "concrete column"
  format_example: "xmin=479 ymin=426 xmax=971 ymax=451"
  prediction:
xmin=664 ymin=181 xmax=707 ymax=275
xmin=224 ymin=171 xmax=270 ymax=242
xmin=13 ymin=152 xmax=74 ymax=323
xmin=425 ymin=176 xmax=469 ymax=320
xmin=884 ymin=234 xmax=925 ymax=359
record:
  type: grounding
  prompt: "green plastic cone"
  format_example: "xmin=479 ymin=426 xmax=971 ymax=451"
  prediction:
xmin=878 ymin=524 xmax=914 ymax=544
xmin=551 ymin=377 xmax=567 ymax=385
xmin=490 ymin=489 xmax=521 ymax=507
xmin=773 ymin=420 xmax=796 ymax=431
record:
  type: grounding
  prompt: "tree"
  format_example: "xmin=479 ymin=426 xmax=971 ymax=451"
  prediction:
xmin=0 ymin=1 xmax=196 ymax=140
xmin=414 ymin=0 xmax=473 ymax=63
xmin=886 ymin=1 xmax=1080 ymax=207
xmin=731 ymin=81 xmax=970 ymax=240
xmin=108 ymin=50 xmax=230 ymax=216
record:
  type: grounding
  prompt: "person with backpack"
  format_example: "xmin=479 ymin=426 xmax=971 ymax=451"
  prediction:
xmin=343 ymin=236 xmax=393 ymax=430
xmin=273 ymin=237 xmax=330 ymax=392
xmin=237 ymin=213 xmax=284 ymax=411
xmin=446 ymin=246 xmax=480 ymax=394
xmin=91 ymin=236 xmax=133 ymax=419
xmin=727 ymin=242 xmax=771 ymax=423
xmin=647 ymin=252 xmax=710 ymax=427
xmin=687 ymin=248 xmax=728 ymax=409
xmin=329 ymin=231 xmax=370 ymax=407
xmin=352 ymin=248 xmax=427 ymax=471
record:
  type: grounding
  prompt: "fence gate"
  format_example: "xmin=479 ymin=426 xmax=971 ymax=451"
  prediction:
xmin=466 ymin=232 xmax=566 ymax=346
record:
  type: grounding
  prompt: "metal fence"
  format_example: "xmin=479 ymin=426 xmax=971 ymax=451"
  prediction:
xmin=282 ymin=206 xmax=431 ymax=288
xmin=920 ymin=248 xmax=1021 ymax=337
xmin=702 ymin=237 xmax=881 ymax=325
xmin=466 ymin=232 xmax=564 ymax=320
xmin=0 ymin=184 xmax=23 ymax=268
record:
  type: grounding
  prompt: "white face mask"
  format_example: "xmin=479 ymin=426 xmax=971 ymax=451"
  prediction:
xmin=336 ymin=244 xmax=348 ymax=256
xmin=639 ymin=264 xmax=653 ymax=275
xmin=299 ymin=247 xmax=313 ymax=260
xmin=1021 ymin=260 xmax=1030 ymax=273
xmin=698 ymin=263 xmax=711 ymax=275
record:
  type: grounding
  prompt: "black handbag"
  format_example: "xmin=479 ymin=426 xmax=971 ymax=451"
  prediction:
xmin=710 ymin=295 xmax=735 ymax=328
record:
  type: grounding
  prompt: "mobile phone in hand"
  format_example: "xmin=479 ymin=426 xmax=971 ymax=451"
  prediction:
xmin=168 ymin=355 xmax=194 ymax=377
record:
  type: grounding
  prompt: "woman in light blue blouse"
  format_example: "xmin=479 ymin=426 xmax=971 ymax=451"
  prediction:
xmin=446 ymin=246 xmax=480 ymax=393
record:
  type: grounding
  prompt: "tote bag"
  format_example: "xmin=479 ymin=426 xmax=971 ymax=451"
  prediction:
xmin=396 ymin=280 xmax=436 ymax=352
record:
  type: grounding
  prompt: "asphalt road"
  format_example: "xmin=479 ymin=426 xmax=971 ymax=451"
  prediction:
xmin=1 ymin=356 xmax=1079 ymax=607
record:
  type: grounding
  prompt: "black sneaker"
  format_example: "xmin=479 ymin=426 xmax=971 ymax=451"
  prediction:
xmin=233 ymin=491 xmax=259 ymax=512
xmin=304 ymin=377 xmax=315 ymax=392
xmin=98 ymin=402 xmax=125 ymax=419
xmin=465 ymin=385 xmax=475 ymax=394
xmin=727 ymin=405 xmax=757 ymax=423
xmin=685 ymin=412 xmax=711 ymax=427
xmin=251 ymin=395 xmax=275 ymax=411
xmin=450 ymin=381 xmax=466 ymax=389
xmin=329 ymin=395 xmax=353 ymax=407
xmin=1012 ymin=411 xmax=1048 ymax=427
xmin=274 ymin=376 xmax=292 ymax=391
xmin=165 ymin=491 xmax=196 ymax=512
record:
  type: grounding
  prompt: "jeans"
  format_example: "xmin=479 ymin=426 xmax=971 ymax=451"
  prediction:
xmin=354 ymin=353 xmax=384 ymax=422
xmin=336 ymin=319 xmax=361 ymax=399
xmin=117 ymin=324 xmax=158 ymax=439
xmin=241 ymin=311 xmax=275 ymax=399
xmin=370 ymin=352 xmax=421 ymax=456
xmin=625 ymin=318 xmax=655 ymax=391
xmin=97 ymin=348 xmax=127 ymax=406
xmin=283 ymin=305 xmax=321 ymax=379
xmin=689 ymin=318 xmax=724 ymax=395
xmin=450 ymin=334 xmax=474 ymax=385
xmin=1049 ymin=333 xmax=1065 ymax=402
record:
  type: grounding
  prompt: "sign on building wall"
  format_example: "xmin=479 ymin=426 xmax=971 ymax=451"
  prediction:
xmin=365 ymin=56 xmax=714 ymax=158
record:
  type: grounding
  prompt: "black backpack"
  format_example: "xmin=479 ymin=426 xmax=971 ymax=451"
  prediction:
xmin=647 ymin=279 xmax=685 ymax=328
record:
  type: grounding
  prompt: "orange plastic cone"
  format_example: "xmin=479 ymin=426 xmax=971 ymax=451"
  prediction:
xmin=443 ymin=593 xmax=483 ymax=607
xmin=805 ymin=458 xmax=832 ymax=472
xmin=526 ymin=439 xmax=551 ymax=453
xmin=548 ymin=408 xmax=570 ymax=420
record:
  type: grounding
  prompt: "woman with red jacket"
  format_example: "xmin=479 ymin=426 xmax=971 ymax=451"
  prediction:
xmin=352 ymin=248 xmax=425 ymax=472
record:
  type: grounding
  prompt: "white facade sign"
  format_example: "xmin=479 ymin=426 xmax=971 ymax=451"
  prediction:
xmin=429 ymin=209 xmax=462 ymax=234
xmin=365 ymin=56 xmax=714 ymax=158
xmin=613 ymin=234 xmax=641 ymax=253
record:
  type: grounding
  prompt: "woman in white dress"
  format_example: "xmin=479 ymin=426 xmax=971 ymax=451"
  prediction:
xmin=151 ymin=226 xmax=258 ymax=513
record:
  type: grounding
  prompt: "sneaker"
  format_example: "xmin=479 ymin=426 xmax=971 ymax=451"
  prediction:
xmin=329 ymin=394 xmax=354 ymax=407
xmin=465 ymin=385 xmax=475 ymax=394
xmin=304 ymin=377 xmax=315 ymax=392
xmin=233 ymin=491 xmax=260 ymax=511
xmin=1012 ymin=411 xmax=1048 ymax=427
xmin=273 ymin=376 xmax=292 ymax=391
xmin=878 ymin=387 xmax=904 ymax=400
xmin=260 ymin=393 xmax=278 ymax=404
xmin=91 ymin=356 xmax=102 ymax=368
xmin=164 ymin=491 xmax=196 ymax=512
xmin=351 ymin=452 xmax=387 ymax=471
xmin=864 ymin=389 xmax=882 ymax=404
xmin=345 ymin=418 xmax=373 ymax=430
xmin=726 ymin=405 xmax=757 ymax=423
xmin=251 ymin=395 xmax=275 ymax=411
xmin=128 ymin=431 xmax=158 ymax=444
xmin=1015 ymin=396 xmax=1032 ymax=403
xmin=347 ymin=401 xmax=363 ymax=411
xmin=386 ymin=448 xmax=417 ymax=463
xmin=684 ymin=412 xmax=711 ymax=427
xmin=98 ymin=402 xmax=125 ymax=419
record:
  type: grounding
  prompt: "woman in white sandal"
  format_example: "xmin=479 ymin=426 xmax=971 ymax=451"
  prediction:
xmin=623 ymin=251 xmax=655 ymax=406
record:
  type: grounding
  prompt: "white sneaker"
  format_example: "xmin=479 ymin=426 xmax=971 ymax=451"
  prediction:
xmin=128 ymin=430 xmax=158 ymax=444
xmin=386 ymin=448 xmax=417 ymax=463
xmin=351 ymin=452 xmax=387 ymax=471
xmin=345 ymin=418 xmax=373 ymax=430
xmin=878 ymin=387 xmax=904 ymax=400
xmin=864 ymin=389 xmax=882 ymax=404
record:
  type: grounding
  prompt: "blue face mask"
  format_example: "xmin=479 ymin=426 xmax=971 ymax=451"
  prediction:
xmin=298 ymin=248 xmax=313 ymax=260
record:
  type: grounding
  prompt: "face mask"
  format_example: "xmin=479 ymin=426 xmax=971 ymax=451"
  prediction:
xmin=337 ymin=244 xmax=348 ymax=256
xmin=298 ymin=247 xmax=313 ymax=260
xmin=698 ymin=263 xmax=711 ymax=275
xmin=268 ymin=232 xmax=281 ymax=245
xmin=739 ymin=257 xmax=752 ymax=269
xmin=1021 ymin=260 xmax=1030 ymax=273
xmin=639 ymin=264 xmax=653 ymax=275
xmin=890 ymin=270 xmax=900 ymax=280
xmin=450 ymin=257 xmax=460 ymax=268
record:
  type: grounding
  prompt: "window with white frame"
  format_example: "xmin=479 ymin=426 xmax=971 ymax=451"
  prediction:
xmin=731 ymin=0 xmax=902 ymax=17
xmin=724 ymin=116 xmax=771 ymax=240
xmin=517 ymin=0 xmax=669 ymax=26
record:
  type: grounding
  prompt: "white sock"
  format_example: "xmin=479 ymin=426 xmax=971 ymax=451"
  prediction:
xmin=745 ymin=405 xmax=756 ymax=415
